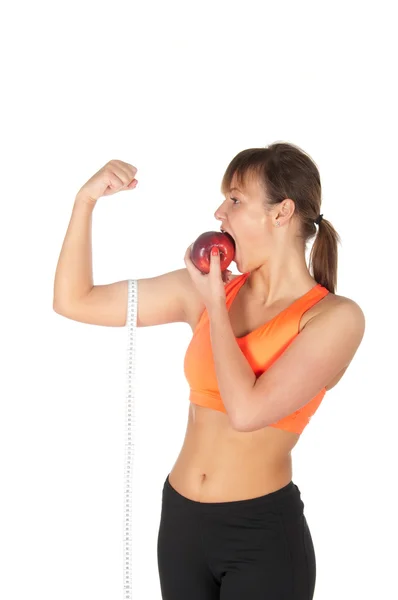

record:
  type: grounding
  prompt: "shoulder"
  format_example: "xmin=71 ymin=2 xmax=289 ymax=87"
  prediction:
xmin=307 ymin=293 xmax=365 ymax=343
xmin=311 ymin=288 xmax=364 ymax=320
xmin=325 ymin=293 xmax=365 ymax=324
xmin=297 ymin=295 xmax=365 ymax=388
xmin=302 ymin=290 xmax=365 ymax=346
xmin=336 ymin=296 xmax=366 ymax=335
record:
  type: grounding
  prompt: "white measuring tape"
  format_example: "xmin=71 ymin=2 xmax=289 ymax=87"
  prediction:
xmin=123 ymin=278 xmax=138 ymax=599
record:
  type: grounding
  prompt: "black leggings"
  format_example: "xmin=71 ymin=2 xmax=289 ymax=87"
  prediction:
xmin=157 ymin=474 xmax=316 ymax=599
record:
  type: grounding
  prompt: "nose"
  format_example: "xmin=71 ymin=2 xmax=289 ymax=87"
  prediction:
xmin=214 ymin=201 xmax=226 ymax=222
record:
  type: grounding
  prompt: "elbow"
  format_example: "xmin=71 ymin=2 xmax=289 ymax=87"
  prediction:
xmin=231 ymin=418 xmax=245 ymax=432
xmin=228 ymin=387 xmax=266 ymax=432
xmin=232 ymin=401 xmax=270 ymax=433
xmin=229 ymin=407 xmax=248 ymax=432
xmin=231 ymin=409 xmax=258 ymax=433
xmin=234 ymin=417 xmax=269 ymax=433
xmin=233 ymin=418 xmax=258 ymax=433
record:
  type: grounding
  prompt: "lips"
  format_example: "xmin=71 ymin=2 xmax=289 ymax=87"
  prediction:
xmin=220 ymin=227 xmax=234 ymax=240
xmin=220 ymin=228 xmax=239 ymax=264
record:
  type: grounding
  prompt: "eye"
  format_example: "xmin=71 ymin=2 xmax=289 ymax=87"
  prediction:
xmin=231 ymin=197 xmax=239 ymax=205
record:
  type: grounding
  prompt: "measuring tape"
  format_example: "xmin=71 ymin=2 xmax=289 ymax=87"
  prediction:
xmin=123 ymin=278 xmax=138 ymax=599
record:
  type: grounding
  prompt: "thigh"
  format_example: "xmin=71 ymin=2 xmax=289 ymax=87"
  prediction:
xmin=217 ymin=515 xmax=292 ymax=600
xmin=157 ymin=494 xmax=220 ymax=600
xmin=302 ymin=515 xmax=316 ymax=599
xmin=220 ymin=565 xmax=290 ymax=600
xmin=218 ymin=513 xmax=316 ymax=600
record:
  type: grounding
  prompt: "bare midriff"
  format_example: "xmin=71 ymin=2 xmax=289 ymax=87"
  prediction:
xmin=168 ymin=402 xmax=301 ymax=502
xmin=170 ymin=274 xmax=342 ymax=503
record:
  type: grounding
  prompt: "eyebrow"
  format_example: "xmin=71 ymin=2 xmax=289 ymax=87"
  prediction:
xmin=220 ymin=186 xmax=244 ymax=196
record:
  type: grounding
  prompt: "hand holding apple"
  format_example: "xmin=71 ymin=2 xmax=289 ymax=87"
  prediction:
xmin=184 ymin=230 xmax=236 ymax=310
xmin=190 ymin=231 xmax=236 ymax=274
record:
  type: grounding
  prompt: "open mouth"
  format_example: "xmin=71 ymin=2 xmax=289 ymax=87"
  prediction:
xmin=220 ymin=228 xmax=236 ymax=245
xmin=221 ymin=230 xmax=236 ymax=250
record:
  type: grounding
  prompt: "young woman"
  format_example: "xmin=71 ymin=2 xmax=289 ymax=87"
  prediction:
xmin=53 ymin=143 xmax=365 ymax=600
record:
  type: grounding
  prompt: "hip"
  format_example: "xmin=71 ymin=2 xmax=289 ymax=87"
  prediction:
xmin=159 ymin=474 xmax=315 ymax=598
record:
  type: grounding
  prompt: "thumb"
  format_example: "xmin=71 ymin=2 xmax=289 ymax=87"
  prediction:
xmin=222 ymin=269 xmax=232 ymax=284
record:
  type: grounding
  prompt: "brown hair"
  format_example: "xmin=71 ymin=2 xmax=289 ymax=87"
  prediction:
xmin=220 ymin=142 xmax=341 ymax=293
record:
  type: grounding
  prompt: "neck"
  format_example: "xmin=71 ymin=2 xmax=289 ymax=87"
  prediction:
xmin=245 ymin=249 xmax=316 ymax=306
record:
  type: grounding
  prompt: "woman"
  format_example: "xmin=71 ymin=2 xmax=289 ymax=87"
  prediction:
xmin=53 ymin=142 xmax=365 ymax=600
xmin=157 ymin=143 xmax=365 ymax=599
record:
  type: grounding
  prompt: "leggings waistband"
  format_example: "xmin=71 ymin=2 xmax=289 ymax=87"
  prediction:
xmin=163 ymin=474 xmax=304 ymax=514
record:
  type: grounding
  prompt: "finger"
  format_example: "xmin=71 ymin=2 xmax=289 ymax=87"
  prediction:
xmin=126 ymin=179 xmax=138 ymax=189
xmin=184 ymin=245 xmax=197 ymax=276
xmin=210 ymin=246 xmax=220 ymax=261
xmin=210 ymin=246 xmax=221 ymax=272
xmin=222 ymin=269 xmax=231 ymax=284
xmin=184 ymin=245 xmax=192 ymax=264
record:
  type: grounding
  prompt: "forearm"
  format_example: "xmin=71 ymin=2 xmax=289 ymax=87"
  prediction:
xmin=208 ymin=302 xmax=256 ymax=429
xmin=53 ymin=193 xmax=95 ymax=308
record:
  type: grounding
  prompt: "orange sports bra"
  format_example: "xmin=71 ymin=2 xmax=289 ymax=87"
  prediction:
xmin=183 ymin=272 xmax=330 ymax=435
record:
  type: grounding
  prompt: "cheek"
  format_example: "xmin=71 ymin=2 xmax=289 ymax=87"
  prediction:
xmin=249 ymin=232 xmax=269 ymax=257
xmin=250 ymin=228 xmax=267 ymax=244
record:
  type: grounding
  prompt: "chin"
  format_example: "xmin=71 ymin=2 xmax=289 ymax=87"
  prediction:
xmin=235 ymin=252 xmax=246 ymax=272
xmin=233 ymin=256 xmax=242 ymax=272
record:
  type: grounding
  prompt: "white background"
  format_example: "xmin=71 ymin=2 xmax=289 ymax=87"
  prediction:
xmin=1 ymin=1 xmax=396 ymax=598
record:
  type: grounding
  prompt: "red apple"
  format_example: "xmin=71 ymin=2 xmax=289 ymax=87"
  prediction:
xmin=190 ymin=231 xmax=236 ymax=274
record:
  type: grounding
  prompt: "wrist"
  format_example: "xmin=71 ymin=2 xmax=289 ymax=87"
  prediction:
xmin=207 ymin=300 xmax=227 ymax=319
xmin=75 ymin=191 xmax=97 ymax=208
